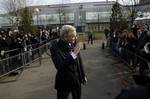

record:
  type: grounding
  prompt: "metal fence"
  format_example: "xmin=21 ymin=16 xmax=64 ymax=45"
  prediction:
xmin=0 ymin=41 xmax=51 ymax=78
xmin=108 ymin=40 xmax=150 ymax=74
xmin=103 ymin=39 xmax=150 ymax=87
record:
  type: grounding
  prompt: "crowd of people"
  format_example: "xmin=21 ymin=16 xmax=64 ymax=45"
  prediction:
xmin=107 ymin=24 xmax=150 ymax=74
xmin=0 ymin=28 xmax=60 ymax=58
xmin=105 ymin=24 xmax=150 ymax=99
xmin=0 ymin=28 xmax=60 ymax=75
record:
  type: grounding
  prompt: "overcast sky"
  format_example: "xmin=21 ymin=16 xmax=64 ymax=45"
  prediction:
xmin=26 ymin=0 xmax=138 ymax=6
xmin=0 ymin=0 xmax=139 ymax=14
xmin=26 ymin=0 xmax=115 ymax=6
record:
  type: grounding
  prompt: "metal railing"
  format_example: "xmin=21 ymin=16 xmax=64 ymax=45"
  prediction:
xmin=104 ymin=39 xmax=150 ymax=87
xmin=0 ymin=41 xmax=51 ymax=78
xmin=108 ymin=41 xmax=150 ymax=73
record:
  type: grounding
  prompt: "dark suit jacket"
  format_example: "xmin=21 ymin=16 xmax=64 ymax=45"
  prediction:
xmin=50 ymin=39 xmax=86 ymax=91
xmin=116 ymin=86 xmax=150 ymax=99
xmin=136 ymin=32 xmax=150 ymax=51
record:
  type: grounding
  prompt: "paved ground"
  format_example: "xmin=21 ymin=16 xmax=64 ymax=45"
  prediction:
xmin=0 ymin=40 xmax=133 ymax=99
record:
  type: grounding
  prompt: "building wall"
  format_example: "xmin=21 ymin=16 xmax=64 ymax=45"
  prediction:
xmin=0 ymin=16 xmax=11 ymax=28
xmin=0 ymin=1 xmax=116 ymax=32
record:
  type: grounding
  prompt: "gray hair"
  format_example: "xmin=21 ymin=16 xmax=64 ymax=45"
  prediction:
xmin=60 ymin=25 xmax=76 ymax=39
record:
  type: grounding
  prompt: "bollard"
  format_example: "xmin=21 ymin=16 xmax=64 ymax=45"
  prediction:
xmin=102 ymin=42 xmax=105 ymax=49
xmin=83 ymin=43 xmax=86 ymax=50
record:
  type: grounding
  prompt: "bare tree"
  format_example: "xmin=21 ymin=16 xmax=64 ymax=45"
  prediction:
xmin=120 ymin=0 xmax=139 ymax=27
xmin=19 ymin=7 xmax=35 ymax=33
xmin=57 ymin=6 xmax=63 ymax=26
xmin=57 ymin=6 xmax=66 ymax=25
xmin=110 ymin=2 xmax=128 ymax=32
xmin=1 ymin=0 xmax=26 ymax=29
xmin=57 ymin=0 xmax=69 ymax=26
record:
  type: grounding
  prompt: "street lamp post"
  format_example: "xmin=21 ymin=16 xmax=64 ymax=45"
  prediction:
xmin=43 ymin=15 xmax=47 ymax=29
xmin=61 ymin=13 xmax=64 ymax=25
xmin=35 ymin=8 xmax=40 ymax=27
xmin=79 ymin=5 xmax=83 ymax=32
xmin=79 ymin=5 xmax=86 ymax=49
xmin=16 ymin=17 xmax=20 ymax=30
xmin=34 ymin=8 xmax=42 ymax=63
xmin=97 ymin=8 xmax=101 ymax=32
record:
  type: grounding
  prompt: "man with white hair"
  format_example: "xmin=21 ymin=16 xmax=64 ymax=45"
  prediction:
xmin=50 ymin=25 xmax=87 ymax=99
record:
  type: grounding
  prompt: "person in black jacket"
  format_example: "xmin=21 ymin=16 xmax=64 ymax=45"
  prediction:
xmin=115 ymin=71 xmax=150 ymax=99
xmin=88 ymin=30 xmax=93 ymax=44
xmin=115 ymin=85 xmax=150 ymax=99
xmin=136 ymin=25 xmax=150 ymax=51
xmin=136 ymin=25 xmax=150 ymax=73
xmin=50 ymin=25 xmax=87 ymax=99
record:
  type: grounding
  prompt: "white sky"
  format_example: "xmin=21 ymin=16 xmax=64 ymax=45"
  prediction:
xmin=0 ymin=0 xmax=139 ymax=14
xmin=25 ymin=0 xmax=139 ymax=6
xmin=26 ymin=0 xmax=115 ymax=6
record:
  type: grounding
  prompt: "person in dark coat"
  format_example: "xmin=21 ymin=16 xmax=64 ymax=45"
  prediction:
xmin=115 ymin=86 xmax=150 ymax=99
xmin=136 ymin=25 xmax=150 ymax=51
xmin=88 ymin=30 xmax=93 ymax=44
xmin=115 ymin=71 xmax=150 ymax=99
xmin=50 ymin=25 xmax=87 ymax=99
xmin=135 ymin=25 xmax=150 ymax=73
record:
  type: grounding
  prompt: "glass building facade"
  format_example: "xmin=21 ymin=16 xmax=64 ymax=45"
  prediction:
xmin=0 ymin=1 xmax=116 ymax=32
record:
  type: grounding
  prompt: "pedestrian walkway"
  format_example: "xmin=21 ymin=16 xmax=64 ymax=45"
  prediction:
xmin=0 ymin=40 xmax=132 ymax=99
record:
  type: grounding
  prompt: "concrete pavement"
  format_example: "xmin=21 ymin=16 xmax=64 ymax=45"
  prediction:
xmin=0 ymin=40 xmax=133 ymax=99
